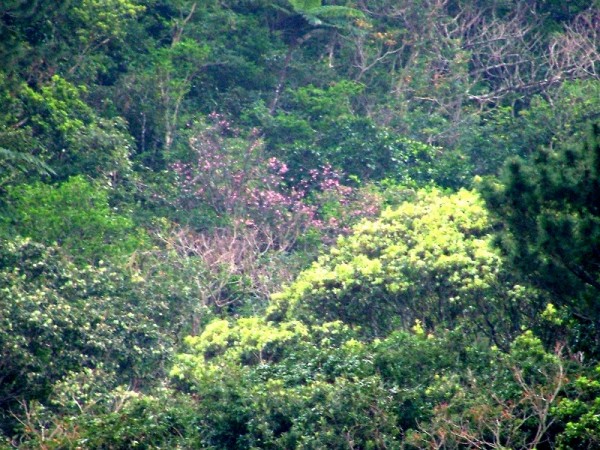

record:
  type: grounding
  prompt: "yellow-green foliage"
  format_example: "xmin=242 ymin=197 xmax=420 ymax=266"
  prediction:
xmin=269 ymin=188 xmax=524 ymax=337
xmin=172 ymin=318 xmax=309 ymax=379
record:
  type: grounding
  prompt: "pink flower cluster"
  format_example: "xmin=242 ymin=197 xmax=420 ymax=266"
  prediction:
xmin=172 ymin=117 xmax=382 ymax=249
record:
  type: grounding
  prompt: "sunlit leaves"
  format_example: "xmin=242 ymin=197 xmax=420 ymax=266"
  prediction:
xmin=270 ymin=188 xmax=531 ymax=342
xmin=3 ymin=176 xmax=144 ymax=264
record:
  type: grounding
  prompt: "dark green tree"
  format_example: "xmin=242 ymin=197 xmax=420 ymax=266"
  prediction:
xmin=481 ymin=124 xmax=600 ymax=349
xmin=267 ymin=0 xmax=365 ymax=114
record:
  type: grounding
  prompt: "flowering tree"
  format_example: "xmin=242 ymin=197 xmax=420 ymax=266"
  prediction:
xmin=172 ymin=114 xmax=381 ymax=249
xmin=162 ymin=115 xmax=383 ymax=312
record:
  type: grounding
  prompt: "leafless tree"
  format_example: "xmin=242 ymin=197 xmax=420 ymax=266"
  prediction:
xmin=153 ymin=222 xmax=300 ymax=334
xmin=412 ymin=343 xmax=567 ymax=450
xmin=348 ymin=0 xmax=600 ymax=133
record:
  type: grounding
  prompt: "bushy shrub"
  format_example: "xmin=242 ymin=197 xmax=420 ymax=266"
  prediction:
xmin=2 ymin=175 xmax=145 ymax=264
xmin=269 ymin=188 xmax=541 ymax=341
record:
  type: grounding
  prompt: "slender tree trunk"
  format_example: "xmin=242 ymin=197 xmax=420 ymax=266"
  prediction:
xmin=269 ymin=31 xmax=318 ymax=115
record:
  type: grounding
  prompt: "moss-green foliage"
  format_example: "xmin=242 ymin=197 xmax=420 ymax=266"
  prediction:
xmin=0 ymin=0 xmax=143 ymax=85
xmin=406 ymin=331 xmax=569 ymax=449
xmin=265 ymin=81 xmax=440 ymax=183
xmin=269 ymin=188 xmax=535 ymax=341
xmin=452 ymin=80 xmax=600 ymax=182
xmin=554 ymin=366 xmax=600 ymax=449
xmin=2 ymin=176 xmax=145 ymax=264
xmin=0 ymin=238 xmax=172 ymax=434
xmin=14 ymin=370 xmax=202 ymax=450
xmin=2 ymin=0 xmax=600 ymax=447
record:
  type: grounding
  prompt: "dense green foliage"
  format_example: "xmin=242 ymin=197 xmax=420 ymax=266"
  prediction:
xmin=482 ymin=124 xmax=600 ymax=356
xmin=2 ymin=176 xmax=144 ymax=263
xmin=1 ymin=0 xmax=600 ymax=448
xmin=269 ymin=189 xmax=537 ymax=344
xmin=0 ymin=238 xmax=171 ymax=431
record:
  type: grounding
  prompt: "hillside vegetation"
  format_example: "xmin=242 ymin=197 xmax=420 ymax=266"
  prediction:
xmin=1 ymin=1 xmax=600 ymax=448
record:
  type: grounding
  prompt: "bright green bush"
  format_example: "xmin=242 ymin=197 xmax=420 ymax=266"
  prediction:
xmin=554 ymin=365 xmax=600 ymax=449
xmin=170 ymin=318 xmax=407 ymax=448
xmin=269 ymin=188 xmax=539 ymax=341
xmin=20 ymin=76 xmax=134 ymax=180
xmin=3 ymin=175 xmax=145 ymax=264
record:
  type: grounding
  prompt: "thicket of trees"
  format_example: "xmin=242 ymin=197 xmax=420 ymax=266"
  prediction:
xmin=1 ymin=0 xmax=600 ymax=448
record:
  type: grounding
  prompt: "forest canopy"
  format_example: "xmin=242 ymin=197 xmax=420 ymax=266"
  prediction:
xmin=1 ymin=0 xmax=600 ymax=448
